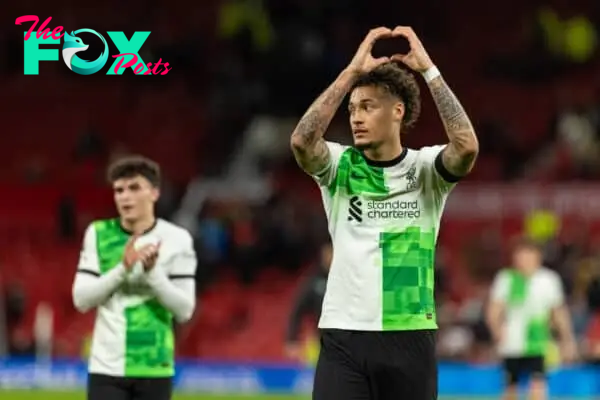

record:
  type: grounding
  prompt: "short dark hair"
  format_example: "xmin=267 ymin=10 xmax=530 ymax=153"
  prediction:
xmin=511 ymin=235 xmax=543 ymax=254
xmin=351 ymin=62 xmax=421 ymax=132
xmin=106 ymin=155 xmax=161 ymax=187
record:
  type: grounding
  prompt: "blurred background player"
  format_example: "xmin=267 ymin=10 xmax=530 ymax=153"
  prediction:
xmin=284 ymin=241 xmax=332 ymax=363
xmin=290 ymin=25 xmax=478 ymax=400
xmin=486 ymin=237 xmax=577 ymax=400
xmin=71 ymin=156 xmax=198 ymax=400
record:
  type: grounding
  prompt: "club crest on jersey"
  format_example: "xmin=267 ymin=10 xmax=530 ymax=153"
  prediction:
xmin=406 ymin=166 xmax=418 ymax=190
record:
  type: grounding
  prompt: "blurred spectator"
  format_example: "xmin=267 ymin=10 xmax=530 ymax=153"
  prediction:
xmin=4 ymin=283 xmax=26 ymax=334
xmin=8 ymin=329 xmax=34 ymax=358
xmin=284 ymin=242 xmax=332 ymax=362
xmin=57 ymin=195 xmax=76 ymax=240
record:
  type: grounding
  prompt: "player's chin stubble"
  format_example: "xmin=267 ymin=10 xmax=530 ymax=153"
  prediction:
xmin=354 ymin=140 xmax=373 ymax=150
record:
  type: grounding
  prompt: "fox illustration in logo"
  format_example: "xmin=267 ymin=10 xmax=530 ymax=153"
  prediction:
xmin=62 ymin=29 xmax=108 ymax=75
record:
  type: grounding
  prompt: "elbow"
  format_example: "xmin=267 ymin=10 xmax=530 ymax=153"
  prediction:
xmin=461 ymin=133 xmax=479 ymax=158
xmin=175 ymin=300 xmax=196 ymax=323
xmin=290 ymin=132 xmax=307 ymax=153
xmin=72 ymin=289 xmax=91 ymax=313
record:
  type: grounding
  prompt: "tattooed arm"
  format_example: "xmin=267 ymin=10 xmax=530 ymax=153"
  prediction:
xmin=290 ymin=69 xmax=358 ymax=175
xmin=427 ymin=76 xmax=479 ymax=177
xmin=291 ymin=27 xmax=392 ymax=175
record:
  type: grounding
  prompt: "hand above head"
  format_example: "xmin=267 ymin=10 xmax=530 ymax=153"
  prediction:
xmin=347 ymin=27 xmax=394 ymax=75
xmin=390 ymin=26 xmax=435 ymax=73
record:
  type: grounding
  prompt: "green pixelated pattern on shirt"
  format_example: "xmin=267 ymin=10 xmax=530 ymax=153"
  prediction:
xmin=507 ymin=269 xmax=528 ymax=306
xmin=506 ymin=270 xmax=551 ymax=356
xmin=330 ymin=148 xmax=388 ymax=197
xmin=124 ymin=300 xmax=174 ymax=377
xmin=525 ymin=317 xmax=550 ymax=356
xmin=93 ymin=218 xmax=175 ymax=377
xmin=94 ymin=218 xmax=129 ymax=274
xmin=380 ymin=226 xmax=437 ymax=330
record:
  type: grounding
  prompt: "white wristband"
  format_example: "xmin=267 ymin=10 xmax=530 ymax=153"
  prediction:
xmin=422 ymin=66 xmax=441 ymax=83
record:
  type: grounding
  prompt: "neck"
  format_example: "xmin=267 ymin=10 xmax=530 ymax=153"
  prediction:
xmin=519 ymin=266 xmax=538 ymax=277
xmin=121 ymin=215 xmax=156 ymax=235
xmin=362 ymin=137 xmax=403 ymax=162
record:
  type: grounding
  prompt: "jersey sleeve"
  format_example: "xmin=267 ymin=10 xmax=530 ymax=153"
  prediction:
xmin=490 ymin=270 xmax=509 ymax=303
xmin=311 ymin=141 xmax=347 ymax=187
xmin=77 ymin=223 xmax=101 ymax=276
xmin=145 ymin=230 xmax=197 ymax=322
xmin=167 ymin=231 xmax=197 ymax=279
xmin=72 ymin=222 xmax=127 ymax=312
xmin=548 ymin=271 xmax=566 ymax=308
xmin=419 ymin=145 xmax=462 ymax=195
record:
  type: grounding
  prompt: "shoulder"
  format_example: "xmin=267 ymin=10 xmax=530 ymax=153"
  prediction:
xmin=83 ymin=218 xmax=118 ymax=239
xmin=88 ymin=218 xmax=120 ymax=233
xmin=494 ymin=268 xmax=511 ymax=279
xmin=538 ymin=267 xmax=562 ymax=283
xmin=324 ymin=141 xmax=353 ymax=159
xmin=156 ymin=219 xmax=194 ymax=247
xmin=412 ymin=145 xmax=446 ymax=164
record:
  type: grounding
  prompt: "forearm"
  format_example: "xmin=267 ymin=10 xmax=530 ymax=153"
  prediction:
xmin=72 ymin=265 xmax=127 ymax=312
xmin=427 ymin=73 xmax=479 ymax=176
xmin=554 ymin=306 xmax=575 ymax=342
xmin=486 ymin=303 xmax=504 ymax=341
xmin=146 ymin=268 xmax=196 ymax=323
xmin=290 ymin=68 xmax=357 ymax=174
xmin=286 ymin=311 xmax=303 ymax=343
xmin=286 ymin=297 xmax=309 ymax=343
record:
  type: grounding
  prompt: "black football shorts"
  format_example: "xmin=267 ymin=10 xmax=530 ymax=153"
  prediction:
xmin=312 ymin=329 xmax=438 ymax=400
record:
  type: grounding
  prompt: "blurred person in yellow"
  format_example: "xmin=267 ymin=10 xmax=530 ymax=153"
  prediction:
xmin=524 ymin=209 xmax=559 ymax=244
xmin=487 ymin=237 xmax=577 ymax=400
xmin=285 ymin=242 xmax=332 ymax=365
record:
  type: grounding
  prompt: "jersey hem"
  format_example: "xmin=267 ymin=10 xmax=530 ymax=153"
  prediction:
xmin=318 ymin=321 xmax=438 ymax=331
xmin=88 ymin=366 xmax=175 ymax=378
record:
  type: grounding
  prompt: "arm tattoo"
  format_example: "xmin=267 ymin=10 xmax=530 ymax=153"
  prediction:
xmin=428 ymin=76 xmax=479 ymax=177
xmin=291 ymin=69 xmax=357 ymax=175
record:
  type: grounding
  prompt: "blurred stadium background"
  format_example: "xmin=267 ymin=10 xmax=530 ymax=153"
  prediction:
xmin=2 ymin=0 xmax=600 ymax=398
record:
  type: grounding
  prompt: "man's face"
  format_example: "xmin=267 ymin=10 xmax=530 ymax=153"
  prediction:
xmin=113 ymin=175 xmax=159 ymax=222
xmin=348 ymin=85 xmax=404 ymax=150
xmin=513 ymin=246 xmax=542 ymax=273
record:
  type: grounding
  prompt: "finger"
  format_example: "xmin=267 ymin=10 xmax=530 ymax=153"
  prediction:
xmin=139 ymin=244 xmax=157 ymax=254
xmin=391 ymin=54 xmax=408 ymax=64
xmin=126 ymin=235 xmax=140 ymax=249
xmin=392 ymin=26 xmax=419 ymax=46
xmin=373 ymin=56 xmax=390 ymax=67
xmin=364 ymin=27 xmax=392 ymax=47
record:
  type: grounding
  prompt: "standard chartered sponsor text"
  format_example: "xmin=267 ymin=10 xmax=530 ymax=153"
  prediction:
xmin=366 ymin=199 xmax=420 ymax=219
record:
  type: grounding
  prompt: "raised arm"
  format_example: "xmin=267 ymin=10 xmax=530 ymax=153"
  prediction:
xmin=427 ymin=75 xmax=478 ymax=177
xmin=290 ymin=70 xmax=356 ymax=175
xmin=391 ymin=26 xmax=479 ymax=178
xmin=290 ymin=27 xmax=393 ymax=175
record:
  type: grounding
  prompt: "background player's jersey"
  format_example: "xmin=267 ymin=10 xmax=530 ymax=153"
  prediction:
xmin=490 ymin=267 xmax=564 ymax=357
xmin=77 ymin=218 xmax=196 ymax=377
xmin=312 ymin=141 xmax=458 ymax=331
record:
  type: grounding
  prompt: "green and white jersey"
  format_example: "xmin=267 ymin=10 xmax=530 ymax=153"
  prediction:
xmin=73 ymin=218 xmax=197 ymax=378
xmin=490 ymin=267 xmax=564 ymax=357
xmin=312 ymin=141 xmax=459 ymax=331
